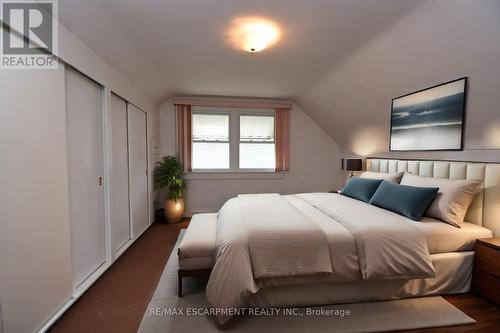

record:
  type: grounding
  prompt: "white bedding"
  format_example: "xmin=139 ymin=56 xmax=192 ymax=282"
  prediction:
xmin=207 ymin=192 xmax=438 ymax=324
xmin=414 ymin=218 xmax=492 ymax=253
xmin=293 ymin=193 xmax=435 ymax=280
xmin=237 ymin=194 xmax=332 ymax=279
xmin=247 ymin=251 xmax=474 ymax=308
xmin=288 ymin=194 xmax=492 ymax=254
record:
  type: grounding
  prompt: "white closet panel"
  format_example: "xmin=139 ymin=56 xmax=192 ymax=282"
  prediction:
xmin=109 ymin=93 xmax=131 ymax=253
xmin=0 ymin=59 xmax=73 ymax=333
xmin=65 ymin=67 xmax=106 ymax=288
xmin=128 ymin=104 xmax=149 ymax=237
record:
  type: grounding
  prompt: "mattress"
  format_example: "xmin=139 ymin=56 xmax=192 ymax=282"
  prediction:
xmin=249 ymin=195 xmax=486 ymax=307
xmin=413 ymin=218 xmax=493 ymax=253
xmin=207 ymin=192 xmax=491 ymax=323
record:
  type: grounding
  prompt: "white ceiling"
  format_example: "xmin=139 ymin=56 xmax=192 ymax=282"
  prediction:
xmin=58 ymin=0 xmax=419 ymax=105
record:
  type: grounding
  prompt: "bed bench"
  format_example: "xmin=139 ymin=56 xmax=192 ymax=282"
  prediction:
xmin=177 ymin=213 xmax=217 ymax=297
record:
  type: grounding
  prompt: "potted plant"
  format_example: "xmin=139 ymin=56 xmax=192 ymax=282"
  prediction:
xmin=154 ymin=156 xmax=186 ymax=223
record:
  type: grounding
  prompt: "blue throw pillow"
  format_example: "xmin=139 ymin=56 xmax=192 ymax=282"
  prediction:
xmin=369 ymin=180 xmax=439 ymax=221
xmin=341 ymin=177 xmax=384 ymax=203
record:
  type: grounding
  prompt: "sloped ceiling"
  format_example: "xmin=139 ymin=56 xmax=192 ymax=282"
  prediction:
xmin=58 ymin=0 xmax=418 ymax=102
xmin=296 ymin=0 xmax=500 ymax=154
xmin=59 ymin=1 xmax=500 ymax=153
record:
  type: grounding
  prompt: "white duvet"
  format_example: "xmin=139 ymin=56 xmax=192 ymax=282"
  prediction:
xmin=206 ymin=193 xmax=436 ymax=324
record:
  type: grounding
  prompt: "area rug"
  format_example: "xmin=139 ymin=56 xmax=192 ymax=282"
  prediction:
xmin=138 ymin=230 xmax=475 ymax=333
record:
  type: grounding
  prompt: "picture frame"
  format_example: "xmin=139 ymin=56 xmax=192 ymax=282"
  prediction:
xmin=389 ymin=77 xmax=467 ymax=151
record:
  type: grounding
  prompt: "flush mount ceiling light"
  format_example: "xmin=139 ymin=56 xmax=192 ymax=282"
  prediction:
xmin=239 ymin=22 xmax=279 ymax=54
xmin=228 ymin=17 xmax=281 ymax=54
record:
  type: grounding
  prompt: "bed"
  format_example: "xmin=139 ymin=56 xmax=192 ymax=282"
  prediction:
xmin=204 ymin=158 xmax=500 ymax=324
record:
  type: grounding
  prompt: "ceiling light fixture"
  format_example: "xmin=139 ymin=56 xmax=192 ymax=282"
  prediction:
xmin=228 ymin=17 xmax=281 ymax=54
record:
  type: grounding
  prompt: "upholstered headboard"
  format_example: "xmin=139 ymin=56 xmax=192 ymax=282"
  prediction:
xmin=366 ymin=158 xmax=500 ymax=236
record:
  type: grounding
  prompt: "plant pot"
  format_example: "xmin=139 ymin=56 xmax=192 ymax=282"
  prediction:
xmin=164 ymin=198 xmax=184 ymax=224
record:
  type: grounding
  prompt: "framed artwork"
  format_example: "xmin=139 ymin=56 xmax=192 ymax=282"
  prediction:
xmin=389 ymin=77 xmax=467 ymax=151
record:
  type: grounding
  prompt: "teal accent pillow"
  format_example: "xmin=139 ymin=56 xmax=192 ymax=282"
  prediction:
xmin=369 ymin=180 xmax=439 ymax=221
xmin=341 ymin=177 xmax=384 ymax=203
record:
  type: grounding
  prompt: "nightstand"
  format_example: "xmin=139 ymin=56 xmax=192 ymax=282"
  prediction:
xmin=472 ymin=238 xmax=500 ymax=306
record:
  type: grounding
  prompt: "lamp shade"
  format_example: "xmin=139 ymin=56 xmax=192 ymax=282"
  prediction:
xmin=341 ymin=158 xmax=362 ymax=171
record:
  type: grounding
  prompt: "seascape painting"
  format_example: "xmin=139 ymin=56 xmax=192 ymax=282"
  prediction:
xmin=390 ymin=78 xmax=467 ymax=151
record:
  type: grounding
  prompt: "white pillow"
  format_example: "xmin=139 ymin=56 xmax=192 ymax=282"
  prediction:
xmin=359 ymin=171 xmax=403 ymax=183
xmin=400 ymin=172 xmax=482 ymax=227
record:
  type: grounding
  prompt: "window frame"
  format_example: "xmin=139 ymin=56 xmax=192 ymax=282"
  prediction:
xmin=190 ymin=106 xmax=276 ymax=173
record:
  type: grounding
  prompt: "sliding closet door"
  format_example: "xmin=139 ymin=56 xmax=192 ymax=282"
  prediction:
xmin=65 ymin=67 xmax=106 ymax=288
xmin=109 ymin=93 xmax=131 ymax=253
xmin=128 ymin=104 xmax=149 ymax=237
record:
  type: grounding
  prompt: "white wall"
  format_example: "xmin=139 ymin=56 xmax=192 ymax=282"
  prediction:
xmin=0 ymin=17 xmax=158 ymax=333
xmin=159 ymin=97 xmax=342 ymax=214
xmin=298 ymin=0 xmax=500 ymax=162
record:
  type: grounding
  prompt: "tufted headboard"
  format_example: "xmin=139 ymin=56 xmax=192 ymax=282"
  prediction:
xmin=366 ymin=158 xmax=500 ymax=236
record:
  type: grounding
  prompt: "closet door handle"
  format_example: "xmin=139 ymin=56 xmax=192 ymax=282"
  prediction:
xmin=98 ymin=177 xmax=103 ymax=186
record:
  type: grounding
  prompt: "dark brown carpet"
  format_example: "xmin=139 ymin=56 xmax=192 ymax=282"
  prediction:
xmin=49 ymin=220 xmax=499 ymax=333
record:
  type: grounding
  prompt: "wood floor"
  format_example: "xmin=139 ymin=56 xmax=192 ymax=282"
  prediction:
xmin=49 ymin=221 xmax=499 ymax=333
xmin=49 ymin=220 xmax=189 ymax=333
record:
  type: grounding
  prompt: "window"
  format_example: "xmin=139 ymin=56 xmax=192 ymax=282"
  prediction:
xmin=239 ymin=115 xmax=275 ymax=169
xmin=192 ymin=113 xmax=230 ymax=169
xmin=191 ymin=108 xmax=276 ymax=172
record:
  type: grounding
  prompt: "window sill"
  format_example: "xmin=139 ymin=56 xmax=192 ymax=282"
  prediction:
xmin=183 ymin=172 xmax=286 ymax=180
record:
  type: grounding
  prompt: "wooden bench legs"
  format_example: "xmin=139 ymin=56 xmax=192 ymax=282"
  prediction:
xmin=178 ymin=271 xmax=182 ymax=298
xmin=177 ymin=269 xmax=212 ymax=297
